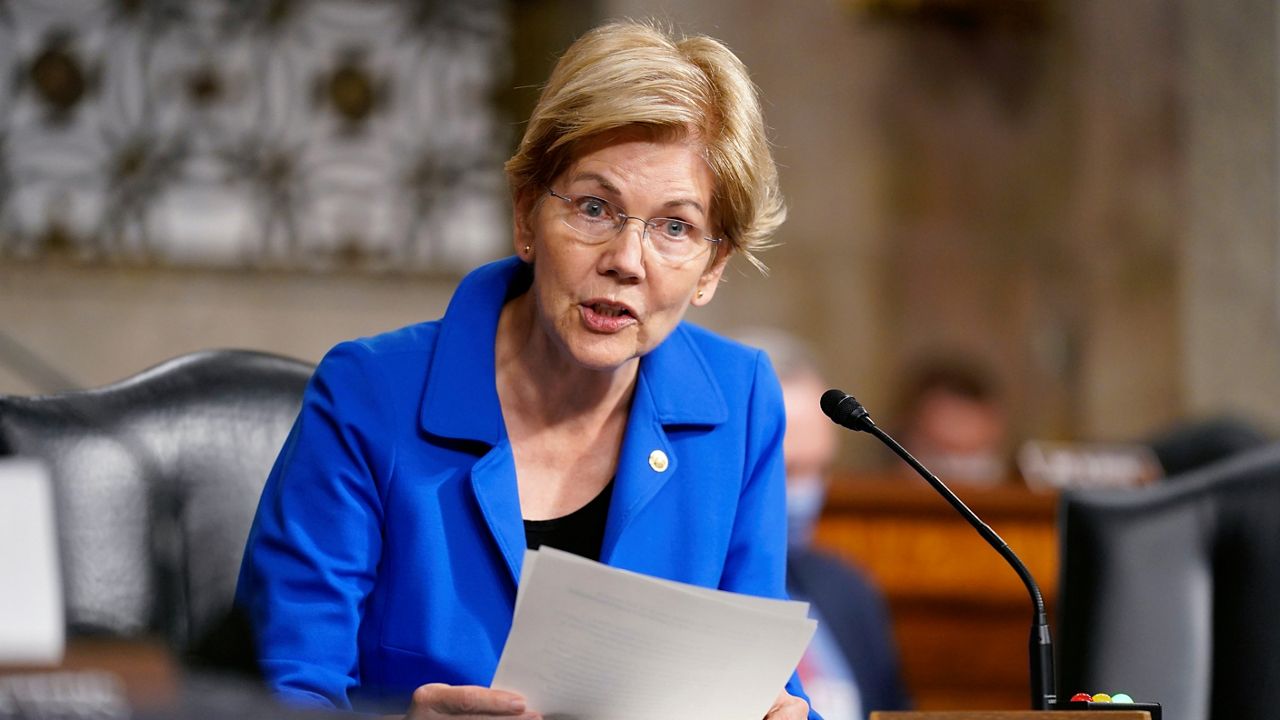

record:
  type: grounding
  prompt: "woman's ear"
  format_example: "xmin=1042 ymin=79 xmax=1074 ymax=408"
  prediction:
xmin=691 ymin=246 xmax=731 ymax=307
xmin=511 ymin=187 xmax=539 ymax=261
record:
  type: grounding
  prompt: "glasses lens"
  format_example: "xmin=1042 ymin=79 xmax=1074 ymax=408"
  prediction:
xmin=549 ymin=189 xmax=717 ymax=264
xmin=646 ymin=219 xmax=709 ymax=263
xmin=560 ymin=195 xmax=619 ymax=240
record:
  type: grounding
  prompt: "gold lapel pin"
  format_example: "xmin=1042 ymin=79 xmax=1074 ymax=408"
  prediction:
xmin=648 ymin=450 xmax=669 ymax=473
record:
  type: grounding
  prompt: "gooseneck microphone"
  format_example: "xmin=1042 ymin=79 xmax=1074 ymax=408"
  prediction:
xmin=820 ymin=389 xmax=1056 ymax=711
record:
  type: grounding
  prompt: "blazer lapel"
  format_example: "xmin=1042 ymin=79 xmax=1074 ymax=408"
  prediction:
xmin=601 ymin=384 xmax=676 ymax=562
xmin=469 ymin=440 xmax=526 ymax=585
xmin=417 ymin=257 xmax=529 ymax=585
xmin=601 ymin=325 xmax=729 ymax=562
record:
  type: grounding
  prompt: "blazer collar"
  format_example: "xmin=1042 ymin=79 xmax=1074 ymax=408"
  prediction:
xmin=419 ymin=255 xmax=730 ymax=445
xmin=419 ymin=256 xmax=522 ymax=445
xmin=634 ymin=322 xmax=728 ymax=427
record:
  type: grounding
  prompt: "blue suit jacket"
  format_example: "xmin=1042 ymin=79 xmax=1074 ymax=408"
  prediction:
xmin=236 ymin=256 xmax=818 ymax=716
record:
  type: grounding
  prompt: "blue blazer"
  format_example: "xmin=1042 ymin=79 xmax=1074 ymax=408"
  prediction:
xmin=236 ymin=256 xmax=818 ymax=716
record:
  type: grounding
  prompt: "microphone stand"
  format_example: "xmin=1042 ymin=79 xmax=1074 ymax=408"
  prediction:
xmin=821 ymin=390 xmax=1056 ymax=710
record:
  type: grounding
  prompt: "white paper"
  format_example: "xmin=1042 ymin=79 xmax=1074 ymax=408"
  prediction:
xmin=539 ymin=548 xmax=812 ymax=620
xmin=492 ymin=547 xmax=816 ymax=720
xmin=0 ymin=458 xmax=65 ymax=664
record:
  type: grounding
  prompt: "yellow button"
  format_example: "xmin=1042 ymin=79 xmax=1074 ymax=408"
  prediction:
xmin=648 ymin=450 xmax=669 ymax=472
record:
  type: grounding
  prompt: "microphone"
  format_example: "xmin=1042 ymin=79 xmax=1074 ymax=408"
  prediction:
xmin=820 ymin=389 xmax=1056 ymax=711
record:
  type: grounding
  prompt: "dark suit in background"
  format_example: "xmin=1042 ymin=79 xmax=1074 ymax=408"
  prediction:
xmin=788 ymin=547 xmax=911 ymax=720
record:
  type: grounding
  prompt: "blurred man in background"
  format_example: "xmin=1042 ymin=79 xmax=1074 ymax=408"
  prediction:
xmin=893 ymin=358 xmax=1010 ymax=487
xmin=743 ymin=329 xmax=911 ymax=720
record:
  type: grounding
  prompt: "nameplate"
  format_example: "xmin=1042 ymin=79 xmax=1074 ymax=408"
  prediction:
xmin=0 ymin=458 xmax=65 ymax=664
xmin=1017 ymin=441 xmax=1161 ymax=492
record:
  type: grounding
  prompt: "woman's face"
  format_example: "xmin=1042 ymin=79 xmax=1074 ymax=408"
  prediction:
xmin=514 ymin=133 xmax=729 ymax=373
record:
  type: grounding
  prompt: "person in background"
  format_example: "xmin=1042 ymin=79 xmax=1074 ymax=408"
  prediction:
xmin=236 ymin=20 xmax=816 ymax=720
xmin=893 ymin=357 xmax=1010 ymax=486
xmin=740 ymin=329 xmax=911 ymax=720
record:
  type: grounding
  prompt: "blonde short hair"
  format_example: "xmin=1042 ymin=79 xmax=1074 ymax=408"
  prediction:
xmin=505 ymin=20 xmax=786 ymax=271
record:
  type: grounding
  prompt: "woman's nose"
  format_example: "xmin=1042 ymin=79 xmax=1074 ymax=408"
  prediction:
xmin=598 ymin=218 xmax=648 ymax=281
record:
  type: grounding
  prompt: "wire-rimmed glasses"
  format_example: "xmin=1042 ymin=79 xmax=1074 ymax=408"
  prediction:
xmin=545 ymin=187 xmax=722 ymax=265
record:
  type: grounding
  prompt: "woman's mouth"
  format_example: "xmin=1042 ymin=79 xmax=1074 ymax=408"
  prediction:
xmin=580 ymin=300 xmax=638 ymax=333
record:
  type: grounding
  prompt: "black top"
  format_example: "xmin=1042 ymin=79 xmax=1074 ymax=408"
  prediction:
xmin=523 ymin=479 xmax=614 ymax=561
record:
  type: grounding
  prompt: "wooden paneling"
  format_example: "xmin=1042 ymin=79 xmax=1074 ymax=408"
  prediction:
xmin=814 ymin=478 xmax=1059 ymax=711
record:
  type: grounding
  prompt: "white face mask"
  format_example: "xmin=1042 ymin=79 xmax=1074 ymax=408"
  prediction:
xmin=926 ymin=450 xmax=1005 ymax=486
xmin=785 ymin=473 xmax=827 ymax=547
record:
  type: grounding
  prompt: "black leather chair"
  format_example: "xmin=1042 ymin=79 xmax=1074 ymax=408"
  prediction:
xmin=0 ymin=350 xmax=313 ymax=672
xmin=1056 ymin=443 xmax=1280 ymax=720
xmin=1147 ymin=416 xmax=1270 ymax=477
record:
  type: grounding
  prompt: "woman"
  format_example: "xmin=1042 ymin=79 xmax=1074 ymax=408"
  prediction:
xmin=236 ymin=20 xmax=813 ymax=720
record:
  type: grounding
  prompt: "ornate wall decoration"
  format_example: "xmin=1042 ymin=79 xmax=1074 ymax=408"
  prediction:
xmin=0 ymin=0 xmax=510 ymax=272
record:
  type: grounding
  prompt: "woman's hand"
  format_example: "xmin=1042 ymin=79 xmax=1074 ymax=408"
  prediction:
xmin=402 ymin=683 xmax=541 ymax=720
xmin=763 ymin=689 xmax=810 ymax=719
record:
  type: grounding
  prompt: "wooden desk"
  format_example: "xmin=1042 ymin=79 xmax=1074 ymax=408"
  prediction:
xmin=815 ymin=478 xmax=1059 ymax=711
xmin=0 ymin=640 xmax=317 ymax=719
xmin=1 ymin=638 xmax=177 ymax=709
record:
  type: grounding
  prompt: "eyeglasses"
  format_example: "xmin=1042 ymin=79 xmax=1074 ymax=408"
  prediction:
xmin=545 ymin=187 xmax=722 ymax=265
